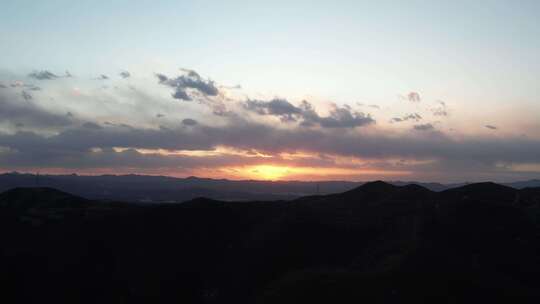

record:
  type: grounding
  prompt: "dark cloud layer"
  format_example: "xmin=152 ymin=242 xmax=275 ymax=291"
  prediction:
xmin=1 ymin=120 xmax=540 ymax=176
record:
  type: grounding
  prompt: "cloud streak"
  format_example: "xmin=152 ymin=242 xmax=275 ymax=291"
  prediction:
xmin=391 ymin=113 xmax=422 ymax=123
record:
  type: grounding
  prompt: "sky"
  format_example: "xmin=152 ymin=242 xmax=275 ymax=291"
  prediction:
xmin=1 ymin=0 xmax=540 ymax=182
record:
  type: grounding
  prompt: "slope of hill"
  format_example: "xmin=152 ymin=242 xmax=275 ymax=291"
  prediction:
xmin=0 ymin=182 xmax=539 ymax=303
xmin=0 ymin=187 xmax=89 ymax=209
xmin=440 ymin=182 xmax=518 ymax=203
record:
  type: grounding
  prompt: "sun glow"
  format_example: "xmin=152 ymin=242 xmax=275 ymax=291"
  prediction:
xmin=220 ymin=164 xmax=412 ymax=181
xmin=248 ymin=165 xmax=292 ymax=180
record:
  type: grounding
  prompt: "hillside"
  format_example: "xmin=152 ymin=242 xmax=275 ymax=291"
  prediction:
xmin=1 ymin=182 xmax=540 ymax=303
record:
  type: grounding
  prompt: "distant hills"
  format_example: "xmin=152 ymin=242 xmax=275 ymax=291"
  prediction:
xmin=1 ymin=182 xmax=540 ymax=303
xmin=1 ymin=172 xmax=539 ymax=202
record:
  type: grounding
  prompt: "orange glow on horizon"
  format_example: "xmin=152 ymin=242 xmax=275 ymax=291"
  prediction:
xmin=82 ymin=146 xmax=418 ymax=181
xmin=220 ymin=164 xmax=411 ymax=181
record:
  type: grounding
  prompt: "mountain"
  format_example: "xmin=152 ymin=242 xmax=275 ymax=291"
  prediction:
xmin=440 ymin=182 xmax=518 ymax=203
xmin=1 ymin=172 xmax=538 ymax=202
xmin=1 ymin=182 xmax=540 ymax=303
xmin=341 ymin=180 xmax=434 ymax=201
xmin=0 ymin=187 xmax=89 ymax=209
xmin=0 ymin=172 xmax=361 ymax=202
xmin=506 ymin=179 xmax=540 ymax=189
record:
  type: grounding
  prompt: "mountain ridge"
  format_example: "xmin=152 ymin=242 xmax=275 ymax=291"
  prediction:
xmin=1 ymin=172 xmax=539 ymax=202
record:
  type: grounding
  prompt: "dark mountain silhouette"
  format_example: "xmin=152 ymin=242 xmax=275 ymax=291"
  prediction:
xmin=341 ymin=180 xmax=434 ymax=201
xmin=1 ymin=172 xmax=539 ymax=202
xmin=0 ymin=172 xmax=360 ymax=202
xmin=440 ymin=182 xmax=518 ymax=203
xmin=0 ymin=187 xmax=89 ymax=209
xmin=506 ymin=179 xmax=540 ymax=189
xmin=1 ymin=182 xmax=540 ymax=303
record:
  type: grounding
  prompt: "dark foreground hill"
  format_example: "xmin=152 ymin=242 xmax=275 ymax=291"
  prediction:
xmin=1 ymin=182 xmax=540 ymax=303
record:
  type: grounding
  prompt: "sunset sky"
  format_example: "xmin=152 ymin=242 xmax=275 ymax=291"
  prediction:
xmin=1 ymin=0 xmax=540 ymax=182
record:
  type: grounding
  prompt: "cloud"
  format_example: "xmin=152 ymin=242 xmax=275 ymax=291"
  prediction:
xmin=28 ymin=70 xmax=59 ymax=80
xmin=433 ymin=109 xmax=448 ymax=116
xmin=119 ymin=71 xmax=131 ymax=79
xmin=172 ymin=89 xmax=191 ymax=100
xmin=413 ymin=123 xmax=434 ymax=131
xmin=391 ymin=113 xmax=422 ymax=123
xmin=155 ymin=73 xmax=168 ymax=83
xmin=179 ymin=68 xmax=201 ymax=78
xmin=0 ymin=91 xmax=74 ymax=129
xmin=308 ymin=104 xmax=375 ymax=128
xmin=10 ymin=81 xmax=24 ymax=88
xmin=26 ymin=85 xmax=41 ymax=91
xmin=431 ymin=100 xmax=448 ymax=117
xmin=182 ymin=118 xmax=198 ymax=126
xmin=1 ymin=119 xmax=540 ymax=179
xmin=1 ymin=68 xmax=539 ymax=181
xmin=357 ymin=103 xmax=380 ymax=109
xmin=220 ymin=84 xmax=242 ymax=90
xmin=244 ymin=99 xmax=375 ymax=128
xmin=82 ymin=122 xmax=103 ymax=130
xmin=407 ymin=92 xmax=421 ymax=102
xmin=244 ymin=98 xmax=302 ymax=122
xmin=156 ymin=70 xmax=219 ymax=101
xmin=485 ymin=125 xmax=498 ymax=130
xmin=21 ymin=91 xmax=32 ymax=101
xmin=8 ymin=81 xmax=41 ymax=91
